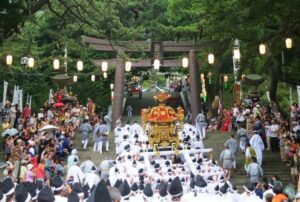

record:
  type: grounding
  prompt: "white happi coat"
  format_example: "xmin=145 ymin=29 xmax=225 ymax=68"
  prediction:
xmin=249 ymin=134 xmax=265 ymax=165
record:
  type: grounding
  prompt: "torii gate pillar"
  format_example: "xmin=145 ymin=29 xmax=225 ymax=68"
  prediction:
xmin=189 ymin=49 xmax=201 ymax=122
xmin=112 ymin=58 xmax=125 ymax=129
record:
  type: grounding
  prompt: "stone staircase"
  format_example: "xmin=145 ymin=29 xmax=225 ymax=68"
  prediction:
xmin=204 ymin=132 xmax=291 ymax=188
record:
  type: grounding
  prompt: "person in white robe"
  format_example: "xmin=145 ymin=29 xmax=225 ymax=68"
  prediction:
xmin=67 ymin=149 xmax=79 ymax=169
xmin=67 ymin=159 xmax=85 ymax=183
xmin=249 ymin=132 xmax=265 ymax=165
xmin=79 ymin=156 xmax=96 ymax=174
xmin=84 ymin=166 xmax=100 ymax=189
xmin=195 ymin=112 xmax=207 ymax=139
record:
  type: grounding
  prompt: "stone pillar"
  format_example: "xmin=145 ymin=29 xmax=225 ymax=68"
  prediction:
xmin=112 ymin=58 xmax=125 ymax=129
xmin=188 ymin=49 xmax=201 ymax=122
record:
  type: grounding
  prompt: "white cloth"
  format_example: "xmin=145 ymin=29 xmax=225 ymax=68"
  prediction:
xmin=84 ymin=172 xmax=100 ymax=189
xmin=80 ymin=160 xmax=96 ymax=174
xmin=54 ymin=195 xmax=68 ymax=202
xmin=249 ymin=134 xmax=264 ymax=165
xmin=67 ymin=164 xmax=85 ymax=183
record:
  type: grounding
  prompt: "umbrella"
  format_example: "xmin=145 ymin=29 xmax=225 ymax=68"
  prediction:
xmin=1 ymin=128 xmax=19 ymax=137
xmin=39 ymin=125 xmax=59 ymax=132
xmin=0 ymin=162 xmax=8 ymax=169
xmin=55 ymin=102 xmax=65 ymax=107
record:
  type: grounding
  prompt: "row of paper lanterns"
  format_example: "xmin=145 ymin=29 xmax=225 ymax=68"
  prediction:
xmin=5 ymin=38 xmax=294 ymax=82
xmin=259 ymin=38 xmax=292 ymax=55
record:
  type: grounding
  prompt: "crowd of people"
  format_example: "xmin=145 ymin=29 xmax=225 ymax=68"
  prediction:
xmin=0 ymin=88 xmax=299 ymax=201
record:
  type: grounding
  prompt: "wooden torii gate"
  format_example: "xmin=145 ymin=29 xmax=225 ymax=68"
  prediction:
xmin=82 ymin=36 xmax=202 ymax=128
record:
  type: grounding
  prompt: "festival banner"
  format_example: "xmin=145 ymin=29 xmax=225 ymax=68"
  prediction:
xmin=266 ymin=91 xmax=270 ymax=103
xmin=29 ymin=95 xmax=32 ymax=109
xmin=18 ymin=89 xmax=23 ymax=112
xmin=297 ymin=86 xmax=300 ymax=105
xmin=2 ymin=81 xmax=8 ymax=109
xmin=290 ymin=87 xmax=293 ymax=106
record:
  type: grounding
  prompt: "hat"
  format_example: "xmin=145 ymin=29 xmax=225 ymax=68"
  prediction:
xmin=243 ymin=182 xmax=255 ymax=193
xmin=37 ymin=187 xmax=55 ymax=202
xmin=119 ymin=180 xmax=131 ymax=198
xmin=195 ymin=175 xmax=207 ymax=188
xmin=189 ymin=179 xmax=195 ymax=190
xmin=220 ymin=183 xmax=229 ymax=194
xmin=2 ymin=177 xmax=15 ymax=196
xmin=89 ymin=180 xmax=111 ymax=202
xmin=168 ymin=177 xmax=183 ymax=197
xmin=131 ymin=183 xmax=138 ymax=192
xmin=68 ymin=191 xmax=79 ymax=202
xmin=15 ymin=183 xmax=31 ymax=202
xmin=26 ymin=164 xmax=33 ymax=170
xmin=71 ymin=149 xmax=78 ymax=155
xmin=114 ymin=179 xmax=122 ymax=189
xmin=159 ymin=182 xmax=168 ymax=197
xmin=143 ymin=183 xmax=153 ymax=198
xmin=52 ymin=176 xmax=64 ymax=191
xmin=73 ymin=182 xmax=84 ymax=198
xmin=138 ymin=183 xmax=144 ymax=191
xmin=138 ymin=168 xmax=144 ymax=174
xmin=124 ymin=144 xmax=130 ymax=151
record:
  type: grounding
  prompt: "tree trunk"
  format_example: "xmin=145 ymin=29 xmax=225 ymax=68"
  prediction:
xmin=268 ymin=56 xmax=278 ymax=103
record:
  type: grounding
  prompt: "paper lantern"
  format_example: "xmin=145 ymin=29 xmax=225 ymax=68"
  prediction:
xmin=110 ymin=83 xmax=114 ymax=90
xmin=77 ymin=60 xmax=83 ymax=71
xmin=73 ymin=75 xmax=78 ymax=82
xmin=53 ymin=59 xmax=59 ymax=70
xmin=208 ymin=54 xmax=214 ymax=64
xmin=103 ymin=72 xmax=108 ymax=78
xmin=153 ymin=59 xmax=160 ymax=70
xmin=286 ymin=38 xmax=292 ymax=49
xmin=182 ymin=57 xmax=188 ymax=68
xmin=28 ymin=57 xmax=34 ymax=68
xmin=91 ymin=74 xmax=95 ymax=82
xmin=125 ymin=61 xmax=132 ymax=72
xmin=6 ymin=55 xmax=13 ymax=65
xmin=101 ymin=61 xmax=108 ymax=72
xmin=259 ymin=44 xmax=266 ymax=55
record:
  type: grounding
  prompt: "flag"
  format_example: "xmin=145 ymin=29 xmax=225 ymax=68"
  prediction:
xmin=2 ymin=81 xmax=8 ymax=109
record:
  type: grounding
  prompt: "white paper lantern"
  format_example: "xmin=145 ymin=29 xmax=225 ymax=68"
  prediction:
xmin=6 ymin=55 xmax=13 ymax=65
xmin=208 ymin=54 xmax=214 ymax=64
xmin=286 ymin=38 xmax=292 ymax=49
xmin=153 ymin=59 xmax=160 ymax=70
xmin=91 ymin=74 xmax=95 ymax=82
xmin=125 ymin=61 xmax=132 ymax=72
xmin=77 ymin=60 xmax=83 ymax=71
xmin=182 ymin=57 xmax=188 ymax=68
xmin=73 ymin=75 xmax=78 ymax=82
xmin=53 ymin=59 xmax=60 ymax=70
xmin=103 ymin=72 xmax=108 ymax=78
xmin=200 ymin=73 xmax=204 ymax=80
xmin=259 ymin=44 xmax=266 ymax=55
xmin=110 ymin=83 xmax=114 ymax=90
xmin=28 ymin=57 xmax=34 ymax=68
xmin=101 ymin=61 xmax=108 ymax=72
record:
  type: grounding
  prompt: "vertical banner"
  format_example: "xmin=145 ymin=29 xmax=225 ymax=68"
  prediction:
xmin=26 ymin=94 xmax=29 ymax=105
xmin=19 ymin=89 xmax=23 ymax=112
xmin=266 ymin=91 xmax=270 ymax=103
xmin=2 ymin=81 xmax=8 ymax=109
xmin=297 ymin=86 xmax=300 ymax=106
xmin=289 ymin=87 xmax=293 ymax=106
xmin=29 ymin=95 xmax=32 ymax=109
